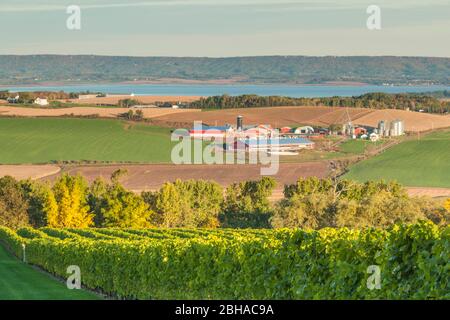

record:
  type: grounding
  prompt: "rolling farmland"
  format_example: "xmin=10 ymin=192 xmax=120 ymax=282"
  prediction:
xmin=344 ymin=130 xmax=450 ymax=188
xmin=151 ymin=106 xmax=450 ymax=132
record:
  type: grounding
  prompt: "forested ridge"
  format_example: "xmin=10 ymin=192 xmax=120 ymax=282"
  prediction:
xmin=0 ymin=55 xmax=449 ymax=85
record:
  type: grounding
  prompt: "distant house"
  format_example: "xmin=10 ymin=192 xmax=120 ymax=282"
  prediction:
xmin=280 ymin=126 xmax=292 ymax=134
xmin=34 ymin=98 xmax=49 ymax=106
xmin=369 ymin=133 xmax=380 ymax=142
xmin=7 ymin=95 xmax=20 ymax=104
xmin=354 ymin=127 xmax=368 ymax=136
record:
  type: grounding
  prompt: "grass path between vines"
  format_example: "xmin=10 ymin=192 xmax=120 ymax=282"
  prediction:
xmin=0 ymin=244 xmax=100 ymax=300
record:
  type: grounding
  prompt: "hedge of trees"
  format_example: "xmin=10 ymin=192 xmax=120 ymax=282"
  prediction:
xmin=0 ymin=91 xmax=73 ymax=103
xmin=0 ymin=173 xmax=448 ymax=230
xmin=189 ymin=93 xmax=450 ymax=114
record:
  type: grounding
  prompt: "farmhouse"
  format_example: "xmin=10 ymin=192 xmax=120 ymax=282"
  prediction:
xmin=34 ymin=98 xmax=49 ymax=106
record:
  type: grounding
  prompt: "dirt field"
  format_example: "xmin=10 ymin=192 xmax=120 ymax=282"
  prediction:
xmin=51 ymin=162 xmax=331 ymax=192
xmin=354 ymin=109 xmax=450 ymax=132
xmin=0 ymin=165 xmax=60 ymax=180
xmin=150 ymin=106 xmax=450 ymax=132
xmin=404 ymin=187 xmax=450 ymax=198
xmin=1 ymin=163 xmax=448 ymax=199
xmin=0 ymin=106 xmax=198 ymax=118
xmin=1 ymin=104 xmax=448 ymax=132
xmin=151 ymin=106 xmax=370 ymax=128
xmin=60 ymin=95 xmax=201 ymax=105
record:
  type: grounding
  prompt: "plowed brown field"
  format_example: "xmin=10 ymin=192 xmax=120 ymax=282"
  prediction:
xmin=0 ymin=106 xmax=198 ymax=118
xmin=151 ymin=106 xmax=450 ymax=132
xmin=48 ymin=162 xmax=330 ymax=192
xmin=1 ymin=164 xmax=449 ymax=198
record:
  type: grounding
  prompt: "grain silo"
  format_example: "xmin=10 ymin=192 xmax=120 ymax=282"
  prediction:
xmin=390 ymin=119 xmax=405 ymax=136
xmin=378 ymin=120 xmax=387 ymax=137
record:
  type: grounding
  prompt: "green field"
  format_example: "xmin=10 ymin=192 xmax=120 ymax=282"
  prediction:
xmin=0 ymin=118 xmax=175 ymax=164
xmin=0 ymin=245 xmax=99 ymax=300
xmin=344 ymin=130 xmax=450 ymax=188
xmin=338 ymin=139 xmax=385 ymax=154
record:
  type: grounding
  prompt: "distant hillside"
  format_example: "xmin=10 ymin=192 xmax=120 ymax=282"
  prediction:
xmin=0 ymin=55 xmax=449 ymax=85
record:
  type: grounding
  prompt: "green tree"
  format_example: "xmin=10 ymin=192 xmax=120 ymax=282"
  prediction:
xmin=221 ymin=177 xmax=276 ymax=228
xmin=88 ymin=173 xmax=153 ymax=228
xmin=0 ymin=176 xmax=29 ymax=229
xmin=271 ymin=192 xmax=334 ymax=229
xmin=147 ymin=180 xmax=224 ymax=228
xmin=20 ymin=180 xmax=54 ymax=228
xmin=99 ymin=183 xmax=152 ymax=228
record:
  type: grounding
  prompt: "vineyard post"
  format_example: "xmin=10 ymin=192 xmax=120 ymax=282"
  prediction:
xmin=22 ymin=243 xmax=26 ymax=263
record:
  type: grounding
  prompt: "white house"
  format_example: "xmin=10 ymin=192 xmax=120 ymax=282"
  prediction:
xmin=34 ymin=98 xmax=49 ymax=106
xmin=369 ymin=133 xmax=380 ymax=142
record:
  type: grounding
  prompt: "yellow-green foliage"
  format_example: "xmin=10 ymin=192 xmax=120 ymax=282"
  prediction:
xmin=46 ymin=175 xmax=94 ymax=228
xmin=445 ymin=199 xmax=450 ymax=212
xmin=0 ymin=222 xmax=448 ymax=299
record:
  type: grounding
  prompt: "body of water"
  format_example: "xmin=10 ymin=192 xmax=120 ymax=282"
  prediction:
xmin=3 ymin=84 xmax=449 ymax=98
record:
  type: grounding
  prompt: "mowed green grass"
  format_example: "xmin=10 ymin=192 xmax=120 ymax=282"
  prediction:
xmin=344 ymin=130 xmax=450 ymax=188
xmin=0 ymin=245 xmax=100 ymax=300
xmin=0 ymin=118 xmax=175 ymax=164
xmin=339 ymin=139 xmax=385 ymax=154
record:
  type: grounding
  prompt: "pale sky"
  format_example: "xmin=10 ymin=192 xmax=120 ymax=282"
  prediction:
xmin=1 ymin=0 xmax=449 ymax=57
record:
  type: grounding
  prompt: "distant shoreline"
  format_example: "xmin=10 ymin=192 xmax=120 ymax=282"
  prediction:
xmin=0 ymin=80 xmax=373 ymax=88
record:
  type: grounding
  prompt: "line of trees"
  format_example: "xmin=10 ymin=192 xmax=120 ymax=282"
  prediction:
xmin=0 ymin=173 xmax=448 ymax=230
xmin=0 ymin=91 xmax=74 ymax=103
xmin=189 ymin=93 xmax=450 ymax=114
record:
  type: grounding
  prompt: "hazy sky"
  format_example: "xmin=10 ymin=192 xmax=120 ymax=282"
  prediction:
xmin=1 ymin=0 xmax=449 ymax=57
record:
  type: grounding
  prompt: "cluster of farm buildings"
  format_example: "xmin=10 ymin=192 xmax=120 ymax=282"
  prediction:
xmin=189 ymin=116 xmax=405 ymax=154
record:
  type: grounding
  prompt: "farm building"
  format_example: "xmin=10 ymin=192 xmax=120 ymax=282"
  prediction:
xmin=377 ymin=119 xmax=404 ymax=137
xmin=294 ymin=126 xmax=315 ymax=135
xmin=240 ymin=124 xmax=275 ymax=138
xmin=280 ymin=126 xmax=292 ymax=134
xmin=231 ymin=137 xmax=315 ymax=151
xmin=354 ymin=127 xmax=367 ymax=136
xmin=34 ymin=98 xmax=49 ymax=106
xmin=189 ymin=124 xmax=234 ymax=139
